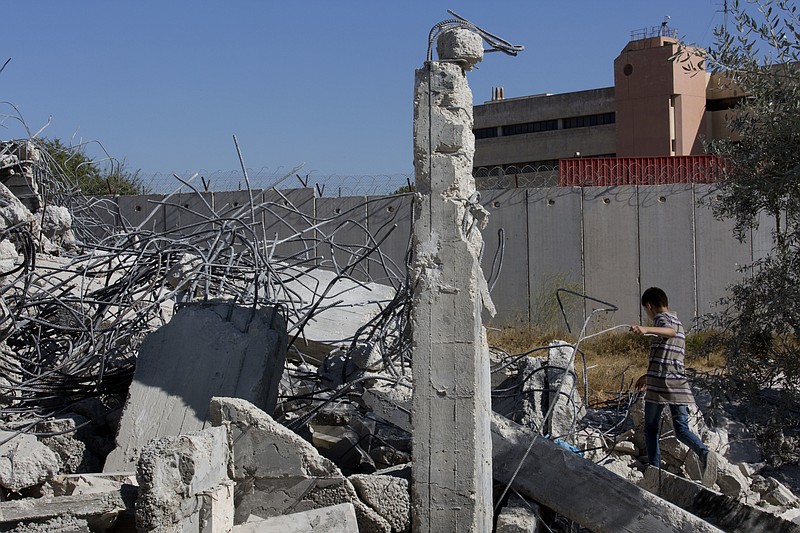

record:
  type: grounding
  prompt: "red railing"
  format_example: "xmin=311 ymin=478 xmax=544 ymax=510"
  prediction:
xmin=559 ymin=155 xmax=723 ymax=187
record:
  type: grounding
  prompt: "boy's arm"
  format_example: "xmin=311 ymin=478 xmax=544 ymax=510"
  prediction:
xmin=630 ymin=325 xmax=677 ymax=337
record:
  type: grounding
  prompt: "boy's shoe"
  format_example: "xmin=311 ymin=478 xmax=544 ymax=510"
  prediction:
xmin=700 ymin=450 xmax=718 ymax=488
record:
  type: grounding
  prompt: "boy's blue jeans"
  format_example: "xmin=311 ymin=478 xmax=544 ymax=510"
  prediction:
xmin=644 ymin=401 xmax=709 ymax=468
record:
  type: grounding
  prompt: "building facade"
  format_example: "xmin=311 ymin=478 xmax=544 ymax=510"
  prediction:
xmin=473 ymin=26 xmax=738 ymax=185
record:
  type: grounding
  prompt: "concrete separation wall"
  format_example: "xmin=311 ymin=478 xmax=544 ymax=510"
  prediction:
xmin=97 ymin=184 xmax=761 ymax=330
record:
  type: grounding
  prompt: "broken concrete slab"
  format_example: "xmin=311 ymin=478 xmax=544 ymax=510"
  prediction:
xmin=232 ymin=502 xmax=359 ymax=533
xmin=349 ymin=474 xmax=410 ymax=533
xmin=135 ymin=425 xmax=232 ymax=532
xmin=639 ymin=466 xmax=800 ymax=533
xmin=104 ymin=301 xmax=287 ymax=472
xmin=0 ymin=431 xmax=60 ymax=492
xmin=209 ymin=397 xmax=390 ymax=532
xmin=0 ymin=484 xmax=136 ymax=523
xmin=491 ymin=414 xmax=724 ymax=533
xmin=275 ymin=267 xmax=395 ymax=361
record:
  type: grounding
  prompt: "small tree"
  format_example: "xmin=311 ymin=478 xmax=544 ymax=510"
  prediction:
xmin=36 ymin=138 xmax=148 ymax=196
xmin=687 ymin=0 xmax=800 ymax=398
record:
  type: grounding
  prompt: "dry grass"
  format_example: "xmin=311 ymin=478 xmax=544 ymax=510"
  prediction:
xmin=488 ymin=326 xmax=728 ymax=405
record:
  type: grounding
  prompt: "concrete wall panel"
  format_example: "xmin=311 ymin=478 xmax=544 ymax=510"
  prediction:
xmin=315 ymin=196 xmax=370 ymax=281
xmin=582 ymin=186 xmax=640 ymax=330
xmin=72 ymin=195 xmax=119 ymax=242
xmin=638 ymin=184 xmax=696 ymax=326
xmin=694 ymin=184 xmax=751 ymax=317
xmin=527 ymin=187 xmax=584 ymax=331
xmin=480 ymin=189 xmax=529 ymax=325
xmin=367 ymin=195 xmax=413 ymax=285
xmin=118 ymin=194 xmax=166 ymax=234
xmin=259 ymin=189 xmax=316 ymax=262
xmin=165 ymin=192 xmax=214 ymax=238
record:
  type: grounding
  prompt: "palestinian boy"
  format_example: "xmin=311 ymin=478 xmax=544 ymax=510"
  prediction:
xmin=631 ymin=287 xmax=718 ymax=487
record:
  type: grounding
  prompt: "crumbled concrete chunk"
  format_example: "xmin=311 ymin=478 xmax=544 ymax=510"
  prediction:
xmin=0 ymin=431 xmax=60 ymax=492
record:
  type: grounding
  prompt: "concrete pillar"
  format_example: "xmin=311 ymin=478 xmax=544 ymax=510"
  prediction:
xmin=411 ymin=28 xmax=495 ymax=532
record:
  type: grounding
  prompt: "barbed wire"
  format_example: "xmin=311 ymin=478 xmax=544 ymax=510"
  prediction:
xmin=139 ymin=169 xmax=415 ymax=197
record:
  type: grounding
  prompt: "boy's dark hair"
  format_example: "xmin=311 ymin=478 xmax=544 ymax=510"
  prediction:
xmin=641 ymin=287 xmax=668 ymax=308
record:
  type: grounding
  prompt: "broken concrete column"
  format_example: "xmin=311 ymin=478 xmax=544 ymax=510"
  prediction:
xmin=135 ymin=425 xmax=233 ymax=532
xmin=492 ymin=414 xmax=724 ymax=533
xmin=209 ymin=397 xmax=391 ymax=532
xmin=639 ymin=467 xmax=800 ymax=533
xmin=545 ymin=341 xmax=585 ymax=441
xmin=104 ymin=302 xmax=287 ymax=472
xmin=411 ymin=27 xmax=495 ymax=533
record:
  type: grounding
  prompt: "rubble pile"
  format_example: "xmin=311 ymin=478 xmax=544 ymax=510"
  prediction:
xmin=0 ymin=138 xmax=797 ymax=533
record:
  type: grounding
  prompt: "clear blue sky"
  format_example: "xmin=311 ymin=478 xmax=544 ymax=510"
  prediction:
xmin=3 ymin=1 xmax=727 ymax=177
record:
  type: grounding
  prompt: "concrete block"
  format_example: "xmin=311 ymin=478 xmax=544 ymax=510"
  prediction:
xmin=349 ymin=474 xmax=410 ymax=533
xmin=639 ymin=466 xmax=800 ymax=533
xmin=362 ymin=381 xmax=412 ymax=431
xmin=209 ymin=397 xmax=390 ymax=532
xmin=232 ymin=503 xmax=359 ymax=533
xmin=135 ymin=425 xmax=231 ymax=531
xmin=0 ymin=431 xmax=60 ymax=492
xmin=495 ymin=494 xmax=544 ymax=533
xmin=0 ymin=484 xmax=136 ymax=523
xmin=436 ymin=28 xmax=483 ymax=69
xmin=104 ymin=302 xmax=287 ymax=472
xmin=716 ymin=459 xmax=751 ymax=499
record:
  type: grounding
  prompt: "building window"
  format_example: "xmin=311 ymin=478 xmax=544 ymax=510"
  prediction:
xmin=562 ymin=112 xmax=616 ymax=129
xmin=474 ymin=127 xmax=499 ymax=139
xmin=501 ymin=119 xmax=558 ymax=136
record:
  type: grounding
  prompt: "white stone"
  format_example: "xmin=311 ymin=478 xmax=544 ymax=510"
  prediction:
xmin=610 ymin=440 xmax=640 ymax=456
xmin=0 ymin=239 xmax=19 ymax=274
xmin=762 ymin=478 xmax=799 ymax=507
xmin=0 ymin=431 xmax=61 ymax=492
xmin=716 ymin=458 xmax=751 ymax=499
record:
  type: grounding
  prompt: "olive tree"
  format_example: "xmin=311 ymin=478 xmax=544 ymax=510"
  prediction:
xmin=682 ymin=0 xmax=800 ymax=397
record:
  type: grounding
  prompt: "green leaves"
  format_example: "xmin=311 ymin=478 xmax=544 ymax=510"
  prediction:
xmin=36 ymin=138 xmax=147 ymax=196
